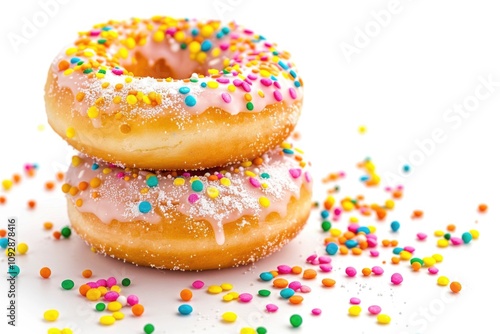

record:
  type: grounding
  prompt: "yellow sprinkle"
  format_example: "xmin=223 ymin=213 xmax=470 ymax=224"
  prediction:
xmin=107 ymin=301 xmax=122 ymax=312
xmin=63 ymin=69 xmax=74 ymax=76
xmin=97 ymin=286 xmax=108 ymax=295
xmin=102 ymin=168 xmax=112 ymax=175
xmin=220 ymin=178 xmax=231 ymax=187
xmin=258 ymin=90 xmax=265 ymax=98
xmin=96 ymin=72 xmax=105 ymax=79
xmin=437 ymin=239 xmax=449 ymax=248
xmin=83 ymin=49 xmax=95 ymax=57
xmin=229 ymin=292 xmax=239 ymax=299
xmin=206 ymin=186 xmax=219 ymax=198
xmin=260 ymin=69 xmax=271 ymax=77
xmin=437 ymin=276 xmax=449 ymax=286
xmin=211 ymin=47 xmax=221 ymax=57
xmin=348 ymin=305 xmax=362 ymax=316
xmin=349 ymin=216 xmax=359 ymax=223
xmin=244 ymin=93 xmax=252 ymax=101
xmin=99 ymin=315 xmax=115 ymax=326
xmin=87 ymin=106 xmax=99 ymax=119
xmin=341 ymin=200 xmax=355 ymax=211
xmin=124 ymin=37 xmax=136 ymax=49
xmin=196 ymin=52 xmax=207 ymax=63
xmin=201 ymin=25 xmax=214 ymax=37
xmin=207 ymin=81 xmax=219 ymax=89
xmin=71 ymin=156 xmax=81 ymax=167
xmin=330 ymin=228 xmax=342 ymax=237
xmin=173 ymin=178 xmax=185 ymax=186
xmin=399 ymin=250 xmax=412 ymax=260
xmin=470 ymin=229 xmax=480 ymax=239
xmin=153 ymin=30 xmax=165 ymax=42
xmin=281 ymin=142 xmax=292 ymax=149
xmin=208 ymin=285 xmax=223 ymax=294
xmin=221 ymin=311 xmax=237 ymax=322
xmin=259 ymin=197 xmax=270 ymax=208
xmin=228 ymin=84 xmax=236 ymax=92
xmin=43 ymin=309 xmax=59 ymax=321
xmin=358 ymin=125 xmax=367 ymax=134
xmin=220 ymin=283 xmax=233 ymax=291
xmin=75 ymin=199 xmax=83 ymax=207
xmin=90 ymin=177 xmax=101 ymax=188
xmin=61 ymin=329 xmax=73 ymax=334
xmin=423 ymin=257 xmax=436 ymax=267
xmin=432 ymin=253 xmax=444 ymax=262
xmin=241 ymin=161 xmax=252 ymax=167
xmin=222 ymin=294 xmax=233 ymax=302
xmin=112 ymin=312 xmax=125 ymax=320
xmin=118 ymin=47 xmax=129 ymax=59
xmin=244 ymin=171 xmax=256 ymax=177
xmin=48 ymin=328 xmax=62 ymax=334
xmin=261 ymin=183 xmax=268 ymax=189
xmin=434 ymin=230 xmax=444 ymax=237
xmin=377 ymin=314 xmax=391 ymax=324
xmin=385 ymin=199 xmax=395 ymax=209
xmin=113 ymin=96 xmax=122 ymax=104
xmin=174 ymin=31 xmax=185 ymax=42
xmin=66 ymin=127 xmax=75 ymax=138
xmin=126 ymin=95 xmax=138 ymax=105
xmin=110 ymin=285 xmax=121 ymax=293
xmin=65 ymin=47 xmax=77 ymax=55
xmin=16 ymin=243 xmax=28 ymax=254
xmin=188 ymin=41 xmax=201 ymax=53
xmin=125 ymin=77 xmax=133 ymax=83
xmin=240 ymin=328 xmax=256 ymax=334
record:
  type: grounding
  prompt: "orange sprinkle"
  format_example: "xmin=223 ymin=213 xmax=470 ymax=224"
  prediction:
xmin=273 ymin=278 xmax=289 ymax=289
xmin=339 ymin=245 xmax=349 ymax=255
xmin=376 ymin=208 xmax=387 ymax=220
xmin=291 ymin=266 xmax=302 ymax=275
xmin=478 ymin=204 xmax=488 ymax=213
xmin=382 ymin=239 xmax=391 ymax=247
xmin=82 ymin=269 xmax=93 ymax=278
xmin=43 ymin=222 xmax=53 ymax=230
xmin=338 ymin=236 xmax=347 ymax=245
xmin=27 ymin=200 xmax=36 ymax=209
xmin=269 ymin=270 xmax=279 ymax=278
xmin=58 ymin=60 xmax=70 ymax=71
xmin=351 ymin=248 xmax=362 ymax=255
xmin=391 ymin=256 xmax=400 ymax=264
xmin=359 ymin=241 xmax=368 ymax=249
xmin=322 ymin=278 xmax=336 ymax=287
xmin=289 ymin=295 xmax=304 ymax=304
xmin=131 ymin=304 xmax=144 ymax=316
xmin=39 ymin=267 xmax=52 ymax=279
xmin=303 ymin=269 xmax=317 ymax=279
xmin=412 ymin=210 xmax=423 ymax=218
xmin=78 ymin=181 xmax=89 ymax=191
xmin=392 ymin=190 xmax=403 ymax=199
xmin=343 ymin=231 xmax=355 ymax=239
xmin=56 ymin=172 xmax=65 ymax=182
xmin=53 ymin=231 xmax=61 ymax=240
xmin=450 ymin=281 xmax=462 ymax=293
xmin=446 ymin=224 xmax=456 ymax=232
xmin=362 ymin=268 xmax=372 ymax=276
xmin=180 ymin=289 xmax=193 ymax=301
xmin=13 ymin=174 xmax=21 ymax=183
xmin=79 ymin=284 xmax=91 ymax=297
xmin=0 ymin=196 xmax=5 ymax=205
xmin=390 ymin=240 xmax=399 ymax=247
xmin=0 ymin=229 xmax=6 ymax=237
xmin=45 ymin=181 xmax=55 ymax=190
xmin=411 ymin=262 xmax=422 ymax=271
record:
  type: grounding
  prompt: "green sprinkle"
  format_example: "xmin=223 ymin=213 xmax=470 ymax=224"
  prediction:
xmin=258 ymin=289 xmax=271 ymax=297
xmin=98 ymin=39 xmax=107 ymax=44
xmin=98 ymin=69 xmax=106 ymax=74
xmin=61 ymin=279 xmax=75 ymax=290
xmin=444 ymin=233 xmax=451 ymax=240
xmin=321 ymin=221 xmax=332 ymax=232
xmin=96 ymin=302 xmax=106 ymax=311
xmin=260 ymin=173 xmax=270 ymax=179
xmin=410 ymin=258 xmax=424 ymax=265
xmin=256 ymin=327 xmax=267 ymax=334
xmin=246 ymin=102 xmax=254 ymax=111
xmin=61 ymin=226 xmax=72 ymax=238
xmin=122 ymin=278 xmax=131 ymax=286
xmin=83 ymin=68 xmax=93 ymax=74
xmin=144 ymin=323 xmax=155 ymax=334
xmin=290 ymin=314 xmax=303 ymax=328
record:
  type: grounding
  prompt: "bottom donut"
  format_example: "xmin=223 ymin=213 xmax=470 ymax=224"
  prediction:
xmin=62 ymin=143 xmax=313 ymax=270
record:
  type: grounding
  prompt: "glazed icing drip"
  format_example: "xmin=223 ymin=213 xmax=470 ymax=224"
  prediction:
xmin=50 ymin=17 xmax=304 ymax=125
xmin=63 ymin=143 xmax=312 ymax=245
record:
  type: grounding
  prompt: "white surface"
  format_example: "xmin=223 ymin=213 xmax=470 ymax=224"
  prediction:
xmin=1 ymin=0 xmax=499 ymax=333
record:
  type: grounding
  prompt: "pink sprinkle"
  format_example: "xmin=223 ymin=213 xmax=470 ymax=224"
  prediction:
xmin=319 ymin=264 xmax=332 ymax=272
xmin=346 ymin=267 xmax=357 ymax=277
xmin=233 ymin=79 xmax=243 ymax=87
xmin=310 ymin=258 xmax=320 ymax=265
xmin=221 ymin=92 xmax=231 ymax=103
xmin=247 ymin=74 xmax=257 ymax=80
xmin=127 ymin=294 xmax=139 ymax=306
xmin=260 ymin=78 xmax=272 ymax=87
xmin=450 ymin=237 xmax=463 ymax=245
xmin=370 ymin=250 xmax=379 ymax=257
xmin=90 ymin=29 xmax=101 ymax=36
xmin=289 ymin=88 xmax=297 ymax=99
xmin=273 ymin=90 xmax=283 ymax=102
xmin=192 ymin=280 xmax=205 ymax=289
xmin=116 ymin=172 xmax=125 ymax=179
xmin=104 ymin=291 xmax=119 ymax=302
xmin=220 ymin=43 xmax=229 ymax=51
xmin=273 ymin=81 xmax=281 ymax=89
xmin=428 ymin=267 xmax=439 ymax=275
xmin=348 ymin=224 xmax=359 ymax=233
xmin=182 ymin=172 xmax=191 ymax=178
xmin=311 ymin=308 xmax=322 ymax=316
xmin=367 ymin=239 xmax=378 ymax=248
xmin=300 ymin=285 xmax=311 ymax=293
xmin=404 ymin=246 xmax=415 ymax=253
xmin=288 ymin=281 xmax=302 ymax=291
xmin=350 ymin=297 xmax=361 ymax=305
xmin=239 ymin=293 xmax=253 ymax=303
xmin=318 ymin=256 xmax=331 ymax=264
xmin=86 ymin=282 xmax=98 ymax=288
xmin=249 ymin=177 xmax=261 ymax=188
xmin=266 ymin=304 xmax=278 ymax=312
xmin=188 ymin=194 xmax=199 ymax=204
xmin=216 ymin=77 xmax=229 ymax=84
xmin=417 ymin=233 xmax=427 ymax=240
xmin=306 ymin=254 xmax=317 ymax=264
xmin=107 ymin=277 xmax=117 ymax=287
xmin=368 ymin=305 xmax=382 ymax=315
xmin=391 ymin=273 xmax=403 ymax=285
xmin=305 ymin=171 xmax=311 ymax=183
xmin=241 ymin=82 xmax=251 ymax=92
xmin=333 ymin=208 xmax=342 ymax=216
xmin=243 ymin=29 xmax=253 ymax=34
xmin=289 ymin=168 xmax=301 ymax=178
xmin=277 ymin=265 xmax=292 ymax=274
xmin=112 ymin=68 xmax=123 ymax=75
xmin=96 ymin=279 xmax=107 ymax=287
xmin=372 ymin=266 xmax=384 ymax=275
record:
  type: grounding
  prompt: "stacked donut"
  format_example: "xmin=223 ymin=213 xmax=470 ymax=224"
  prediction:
xmin=45 ymin=16 xmax=312 ymax=270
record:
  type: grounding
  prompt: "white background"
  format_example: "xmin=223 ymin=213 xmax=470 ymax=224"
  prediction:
xmin=1 ymin=0 xmax=499 ymax=333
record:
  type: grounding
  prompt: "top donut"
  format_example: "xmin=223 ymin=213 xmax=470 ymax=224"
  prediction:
xmin=45 ymin=16 xmax=304 ymax=170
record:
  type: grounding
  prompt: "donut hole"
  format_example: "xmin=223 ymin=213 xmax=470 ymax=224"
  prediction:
xmin=122 ymin=51 xmax=213 ymax=80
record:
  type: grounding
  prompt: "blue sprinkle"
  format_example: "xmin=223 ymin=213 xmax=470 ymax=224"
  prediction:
xmin=260 ymin=173 xmax=270 ymax=179
xmin=390 ymin=221 xmax=401 ymax=232
xmin=393 ymin=247 xmax=403 ymax=255
xmin=70 ymin=57 xmax=80 ymax=64
xmin=345 ymin=239 xmax=358 ymax=249
xmin=138 ymin=201 xmax=152 ymax=214
xmin=272 ymin=51 xmax=279 ymax=56
xmin=146 ymin=176 xmax=159 ymax=187
xmin=326 ymin=242 xmax=338 ymax=255
xmin=179 ymin=86 xmax=190 ymax=94
xmin=462 ymin=232 xmax=473 ymax=244
xmin=294 ymin=80 xmax=301 ymax=87
xmin=221 ymin=27 xmax=230 ymax=34
xmin=178 ymin=304 xmax=193 ymax=315
xmin=283 ymin=148 xmax=294 ymax=155
xmin=280 ymin=288 xmax=295 ymax=299
xmin=259 ymin=272 xmax=274 ymax=281
xmin=191 ymin=28 xmax=199 ymax=36
xmin=185 ymin=95 xmax=196 ymax=107
xmin=0 ymin=238 xmax=7 ymax=249
xmin=270 ymin=75 xmax=278 ymax=81
xmin=91 ymin=163 xmax=99 ymax=170
xmin=357 ymin=226 xmax=370 ymax=235
xmin=402 ymin=164 xmax=411 ymax=173
xmin=320 ymin=210 xmax=329 ymax=219
xmin=8 ymin=264 xmax=20 ymax=278
xmin=216 ymin=32 xmax=224 ymax=39
xmin=278 ymin=60 xmax=289 ymax=70
xmin=360 ymin=175 xmax=369 ymax=182
xmin=102 ymin=26 xmax=113 ymax=31
xmin=200 ymin=82 xmax=207 ymax=88
xmin=289 ymin=70 xmax=297 ymax=78
xmin=201 ymin=40 xmax=212 ymax=51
